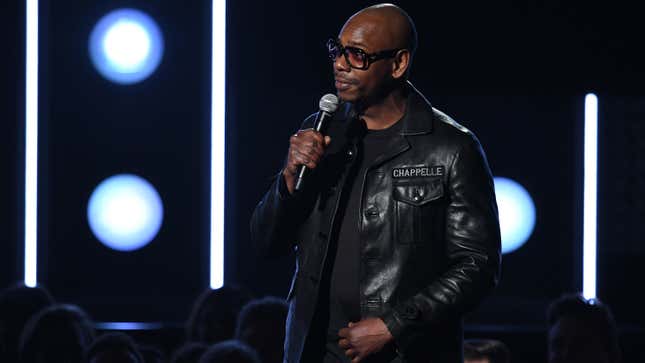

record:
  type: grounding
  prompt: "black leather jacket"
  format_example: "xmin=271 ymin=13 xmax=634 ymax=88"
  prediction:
xmin=251 ymin=83 xmax=501 ymax=363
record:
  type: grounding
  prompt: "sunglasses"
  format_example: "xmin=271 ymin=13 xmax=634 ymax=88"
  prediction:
xmin=326 ymin=38 xmax=403 ymax=70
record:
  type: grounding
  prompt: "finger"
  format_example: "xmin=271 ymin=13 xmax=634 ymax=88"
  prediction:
xmin=348 ymin=322 xmax=355 ymax=327
xmin=285 ymin=164 xmax=298 ymax=176
xmin=297 ymin=128 xmax=323 ymax=141
xmin=344 ymin=349 xmax=356 ymax=358
xmin=290 ymin=130 xmax=318 ymax=147
xmin=338 ymin=328 xmax=349 ymax=338
xmin=324 ymin=136 xmax=331 ymax=146
xmin=288 ymin=153 xmax=306 ymax=170
xmin=291 ymin=139 xmax=324 ymax=161
xmin=289 ymin=133 xmax=302 ymax=147
xmin=352 ymin=356 xmax=362 ymax=363
xmin=301 ymin=143 xmax=324 ymax=159
xmin=302 ymin=135 xmax=325 ymax=154
xmin=292 ymin=150 xmax=314 ymax=166
xmin=311 ymin=129 xmax=325 ymax=140
xmin=338 ymin=338 xmax=351 ymax=349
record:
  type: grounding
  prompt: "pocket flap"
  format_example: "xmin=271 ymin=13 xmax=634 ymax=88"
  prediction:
xmin=393 ymin=180 xmax=444 ymax=206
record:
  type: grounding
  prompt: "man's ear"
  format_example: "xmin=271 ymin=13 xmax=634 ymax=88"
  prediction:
xmin=391 ymin=49 xmax=410 ymax=79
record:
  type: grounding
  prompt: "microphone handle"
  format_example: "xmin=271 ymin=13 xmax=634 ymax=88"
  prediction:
xmin=294 ymin=110 xmax=332 ymax=192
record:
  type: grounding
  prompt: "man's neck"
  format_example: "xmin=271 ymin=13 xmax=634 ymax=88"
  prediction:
xmin=358 ymin=85 xmax=408 ymax=130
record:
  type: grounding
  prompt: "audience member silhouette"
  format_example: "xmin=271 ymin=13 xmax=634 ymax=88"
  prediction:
xmin=186 ymin=286 xmax=253 ymax=344
xmin=235 ymin=296 xmax=288 ymax=363
xmin=464 ymin=339 xmax=511 ymax=363
xmin=19 ymin=303 xmax=95 ymax=363
xmin=84 ymin=332 xmax=144 ymax=363
xmin=198 ymin=340 xmax=260 ymax=363
xmin=547 ymin=294 xmax=621 ymax=363
xmin=136 ymin=344 xmax=165 ymax=363
xmin=170 ymin=342 xmax=208 ymax=363
xmin=0 ymin=283 xmax=54 ymax=363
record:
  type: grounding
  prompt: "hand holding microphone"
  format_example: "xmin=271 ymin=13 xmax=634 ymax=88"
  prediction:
xmin=283 ymin=94 xmax=339 ymax=194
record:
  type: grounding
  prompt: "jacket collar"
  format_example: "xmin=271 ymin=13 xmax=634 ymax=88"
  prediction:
xmin=399 ymin=81 xmax=434 ymax=135
xmin=335 ymin=81 xmax=434 ymax=136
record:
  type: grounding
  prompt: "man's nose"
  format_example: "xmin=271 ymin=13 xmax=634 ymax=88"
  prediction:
xmin=334 ymin=52 xmax=350 ymax=72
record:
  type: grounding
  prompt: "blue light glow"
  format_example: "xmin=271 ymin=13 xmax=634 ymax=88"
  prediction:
xmin=87 ymin=174 xmax=163 ymax=251
xmin=89 ymin=8 xmax=164 ymax=84
xmin=95 ymin=322 xmax=164 ymax=330
xmin=494 ymin=177 xmax=536 ymax=254
xmin=583 ymin=93 xmax=598 ymax=300
xmin=210 ymin=0 xmax=226 ymax=289
xmin=24 ymin=0 xmax=39 ymax=287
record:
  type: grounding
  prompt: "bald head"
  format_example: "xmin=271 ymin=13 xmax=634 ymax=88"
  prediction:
xmin=342 ymin=4 xmax=417 ymax=57
xmin=333 ymin=4 xmax=417 ymax=104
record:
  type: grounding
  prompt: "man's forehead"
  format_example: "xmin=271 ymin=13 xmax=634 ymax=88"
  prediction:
xmin=339 ymin=15 xmax=392 ymax=50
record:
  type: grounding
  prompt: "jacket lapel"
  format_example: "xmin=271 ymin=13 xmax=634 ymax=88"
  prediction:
xmin=368 ymin=135 xmax=410 ymax=170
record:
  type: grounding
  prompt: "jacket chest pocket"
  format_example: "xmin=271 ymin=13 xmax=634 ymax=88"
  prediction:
xmin=392 ymin=179 xmax=444 ymax=245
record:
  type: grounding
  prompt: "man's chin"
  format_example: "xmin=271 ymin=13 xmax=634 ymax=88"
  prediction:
xmin=336 ymin=89 xmax=359 ymax=103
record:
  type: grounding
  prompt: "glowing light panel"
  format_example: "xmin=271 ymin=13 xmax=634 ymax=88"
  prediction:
xmin=583 ymin=93 xmax=598 ymax=300
xmin=494 ymin=177 xmax=536 ymax=254
xmin=24 ymin=0 xmax=39 ymax=288
xmin=95 ymin=322 xmax=164 ymax=330
xmin=89 ymin=8 xmax=164 ymax=84
xmin=87 ymin=174 xmax=163 ymax=251
xmin=210 ymin=1 xmax=226 ymax=289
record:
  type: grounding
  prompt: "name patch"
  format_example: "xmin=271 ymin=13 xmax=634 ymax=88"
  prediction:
xmin=392 ymin=165 xmax=445 ymax=178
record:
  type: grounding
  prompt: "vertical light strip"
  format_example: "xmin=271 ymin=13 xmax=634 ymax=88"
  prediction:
xmin=24 ymin=0 xmax=39 ymax=288
xmin=583 ymin=93 xmax=598 ymax=300
xmin=210 ymin=0 xmax=226 ymax=289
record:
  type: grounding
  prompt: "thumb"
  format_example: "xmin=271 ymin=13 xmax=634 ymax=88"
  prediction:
xmin=348 ymin=322 xmax=354 ymax=327
xmin=324 ymin=136 xmax=331 ymax=146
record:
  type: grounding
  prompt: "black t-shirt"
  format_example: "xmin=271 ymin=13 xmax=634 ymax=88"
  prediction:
xmin=306 ymin=117 xmax=403 ymax=362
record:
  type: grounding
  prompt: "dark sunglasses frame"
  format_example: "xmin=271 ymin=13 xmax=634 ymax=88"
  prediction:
xmin=326 ymin=38 xmax=402 ymax=70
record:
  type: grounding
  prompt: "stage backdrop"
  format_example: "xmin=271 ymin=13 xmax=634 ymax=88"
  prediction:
xmin=37 ymin=0 xmax=211 ymax=321
xmin=2 ymin=0 xmax=644 ymax=329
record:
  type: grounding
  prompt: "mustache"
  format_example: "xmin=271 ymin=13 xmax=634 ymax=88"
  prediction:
xmin=334 ymin=73 xmax=359 ymax=84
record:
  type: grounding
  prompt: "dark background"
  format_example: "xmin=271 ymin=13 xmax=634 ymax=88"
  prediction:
xmin=2 ymin=0 xmax=644 ymax=359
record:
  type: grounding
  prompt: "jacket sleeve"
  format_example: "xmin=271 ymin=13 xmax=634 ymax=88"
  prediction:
xmin=380 ymin=134 xmax=501 ymax=343
xmin=250 ymin=115 xmax=319 ymax=258
xmin=250 ymin=173 xmax=300 ymax=257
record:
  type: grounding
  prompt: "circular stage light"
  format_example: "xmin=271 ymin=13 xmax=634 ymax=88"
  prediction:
xmin=494 ymin=177 xmax=536 ymax=254
xmin=89 ymin=8 xmax=164 ymax=84
xmin=87 ymin=174 xmax=163 ymax=251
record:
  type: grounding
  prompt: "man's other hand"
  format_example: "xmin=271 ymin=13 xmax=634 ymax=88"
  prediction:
xmin=283 ymin=128 xmax=331 ymax=194
xmin=338 ymin=317 xmax=394 ymax=363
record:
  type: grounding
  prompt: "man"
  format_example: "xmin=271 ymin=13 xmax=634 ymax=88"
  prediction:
xmin=251 ymin=4 xmax=501 ymax=362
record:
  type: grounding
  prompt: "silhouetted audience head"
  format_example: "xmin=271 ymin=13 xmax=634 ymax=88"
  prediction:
xmin=170 ymin=342 xmax=208 ymax=363
xmin=138 ymin=344 xmax=165 ymax=363
xmin=19 ymin=303 xmax=95 ymax=363
xmin=84 ymin=332 xmax=144 ymax=363
xmin=0 ymin=283 xmax=54 ymax=362
xmin=547 ymin=294 xmax=621 ymax=363
xmin=464 ymin=339 xmax=511 ymax=363
xmin=186 ymin=286 xmax=253 ymax=343
xmin=235 ymin=296 xmax=288 ymax=363
xmin=198 ymin=340 xmax=260 ymax=363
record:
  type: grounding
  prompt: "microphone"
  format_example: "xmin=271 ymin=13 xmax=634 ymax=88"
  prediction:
xmin=294 ymin=93 xmax=340 ymax=192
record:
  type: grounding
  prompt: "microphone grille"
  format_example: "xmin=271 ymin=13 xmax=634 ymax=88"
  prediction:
xmin=319 ymin=94 xmax=339 ymax=113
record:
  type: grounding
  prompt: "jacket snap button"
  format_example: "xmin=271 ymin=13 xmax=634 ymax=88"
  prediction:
xmin=404 ymin=306 xmax=419 ymax=319
xmin=413 ymin=195 xmax=421 ymax=202
xmin=346 ymin=150 xmax=354 ymax=160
